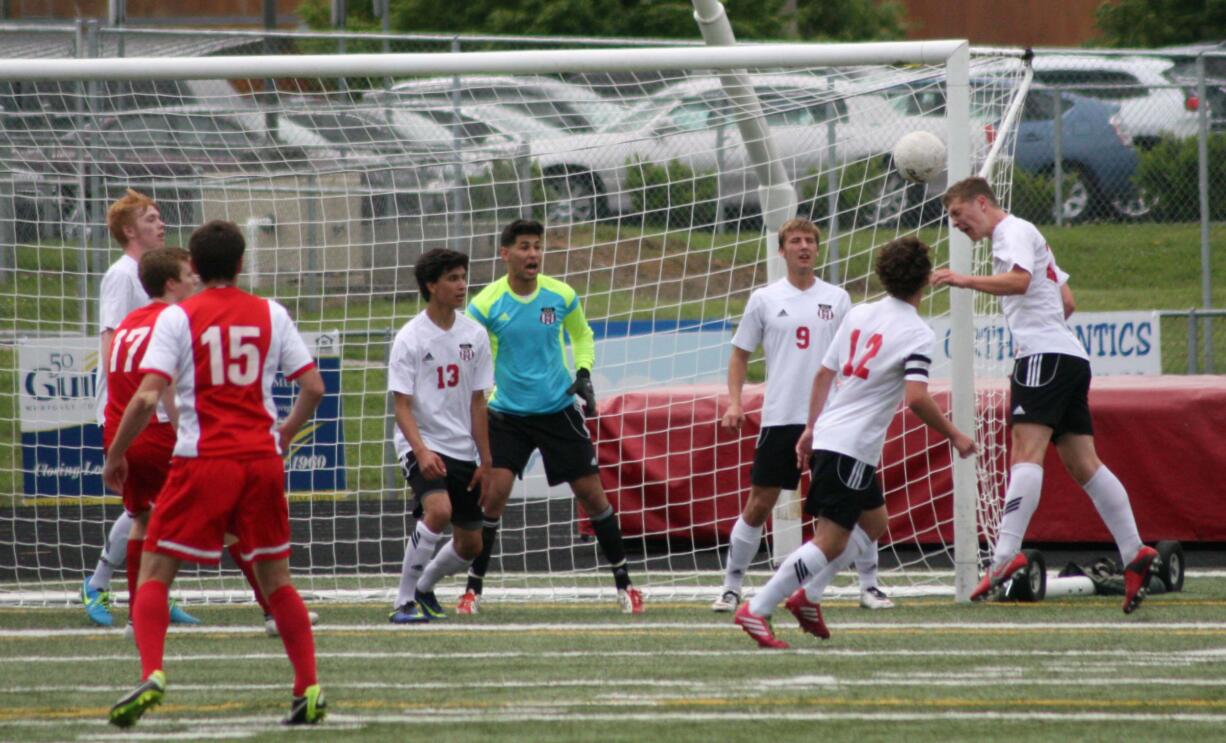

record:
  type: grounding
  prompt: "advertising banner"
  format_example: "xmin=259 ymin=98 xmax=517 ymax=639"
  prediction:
xmin=19 ymin=331 xmax=346 ymax=496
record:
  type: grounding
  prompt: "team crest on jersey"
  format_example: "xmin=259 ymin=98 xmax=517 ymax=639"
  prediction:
xmin=539 ymin=307 xmax=556 ymax=325
xmin=817 ymin=304 xmax=834 ymax=320
xmin=458 ymin=343 xmax=475 ymax=361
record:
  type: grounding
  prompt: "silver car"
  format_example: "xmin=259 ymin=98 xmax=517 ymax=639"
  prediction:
xmin=529 ymin=73 xmax=976 ymax=223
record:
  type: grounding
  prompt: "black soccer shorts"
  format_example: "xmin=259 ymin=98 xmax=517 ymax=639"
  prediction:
xmin=803 ymin=450 xmax=885 ymax=531
xmin=402 ymin=451 xmax=483 ymax=530
xmin=1009 ymin=353 xmax=1094 ymax=440
xmin=488 ymin=405 xmax=599 ymax=486
xmin=750 ymin=424 xmax=807 ymax=489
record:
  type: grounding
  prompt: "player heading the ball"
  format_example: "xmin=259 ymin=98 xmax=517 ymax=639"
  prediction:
xmin=934 ymin=176 xmax=1157 ymax=613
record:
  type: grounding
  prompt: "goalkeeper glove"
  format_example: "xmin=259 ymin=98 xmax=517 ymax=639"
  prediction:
xmin=567 ymin=368 xmax=597 ymax=417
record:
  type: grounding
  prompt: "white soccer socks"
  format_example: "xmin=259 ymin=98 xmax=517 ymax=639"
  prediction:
xmin=1082 ymin=465 xmax=1143 ymax=563
xmin=89 ymin=511 xmax=136 ymax=591
xmin=804 ymin=526 xmax=874 ymax=602
xmin=396 ymin=522 xmax=441 ymax=607
xmin=723 ymin=517 xmax=764 ymax=593
xmin=992 ymin=462 xmax=1043 ymax=568
xmin=418 ymin=540 xmax=473 ymax=594
xmin=748 ymin=541 xmax=829 ymax=617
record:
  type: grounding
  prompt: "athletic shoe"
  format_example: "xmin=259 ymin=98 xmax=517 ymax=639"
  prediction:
xmin=859 ymin=586 xmax=895 ymax=610
xmin=733 ymin=602 xmax=790 ymax=649
xmin=108 ymin=670 xmax=165 ymax=728
xmin=388 ymin=602 xmax=430 ymax=624
xmin=81 ymin=579 xmax=113 ymax=627
xmin=1123 ymin=545 xmax=1159 ymax=615
xmin=969 ymin=552 xmax=1029 ymax=602
xmin=264 ymin=610 xmax=321 ymax=637
xmin=710 ymin=588 xmax=741 ymax=613
xmin=415 ymin=590 xmax=447 ymax=620
xmin=618 ymin=586 xmax=645 ymax=614
xmin=456 ymin=589 xmax=481 ymax=615
xmin=283 ymin=684 xmax=326 ymax=725
xmin=785 ymin=589 xmax=831 ymax=640
xmin=168 ymin=598 xmax=201 ymax=625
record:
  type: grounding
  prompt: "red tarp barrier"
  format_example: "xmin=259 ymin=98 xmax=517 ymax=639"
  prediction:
xmin=593 ymin=376 xmax=1226 ymax=545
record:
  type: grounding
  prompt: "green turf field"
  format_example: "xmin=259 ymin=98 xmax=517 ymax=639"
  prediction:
xmin=3 ymin=574 xmax=1225 ymax=741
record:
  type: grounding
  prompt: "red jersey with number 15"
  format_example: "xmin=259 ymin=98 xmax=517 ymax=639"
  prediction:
xmin=103 ymin=301 xmax=176 ymax=452
xmin=139 ymin=286 xmax=315 ymax=459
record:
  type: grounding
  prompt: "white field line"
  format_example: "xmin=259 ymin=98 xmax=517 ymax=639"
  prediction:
xmin=5 ymin=647 xmax=1226 ymax=665
xmin=3 ymin=619 xmax=1226 ymax=640
xmin=8 ymin=710 xmax=1226 ymax=733
xmin=6 ymin=568 xmax=1226 ymax=606
xmin=8 ymin=675 xmax=1226 ymax=697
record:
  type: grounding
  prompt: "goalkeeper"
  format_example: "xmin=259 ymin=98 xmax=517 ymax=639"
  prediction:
xmin=461 ymin=219 xmax=643 ymax=615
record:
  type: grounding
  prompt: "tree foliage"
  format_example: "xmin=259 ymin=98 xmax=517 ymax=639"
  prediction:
xmin=297 ymin=0 xmax=907 ymax=42
xmin=1093 ymin=0 xmax=1226 ymax=47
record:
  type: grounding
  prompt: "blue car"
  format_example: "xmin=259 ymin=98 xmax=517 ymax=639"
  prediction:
xmin=1011 ymin=88 xmax=1147 ymax=222
xmin=886 ymin=82 xmax=1148 ymax=221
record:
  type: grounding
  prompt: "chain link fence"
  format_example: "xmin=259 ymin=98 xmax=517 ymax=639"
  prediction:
xmin=1002 ymin=49 xmax=1224 ymax=229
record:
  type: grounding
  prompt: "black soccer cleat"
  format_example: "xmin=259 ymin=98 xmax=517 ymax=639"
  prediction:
xmin=283 ymin=684 xmax=326 ymax=725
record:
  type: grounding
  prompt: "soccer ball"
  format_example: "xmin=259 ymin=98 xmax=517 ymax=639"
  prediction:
xmin=891 ymin=131 xmax=946 ymax=183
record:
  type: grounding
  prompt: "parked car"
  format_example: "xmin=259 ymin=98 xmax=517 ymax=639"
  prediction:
xmin=1010 ymin=89 xmax=1147 ymax=221
xmin=366 ymin=92 xmax=566 ymax=144
xmin=384 ymin=75 xmax=626 ymax=133
xmin=1162 ymin=43 xmax=1226 ymax=132
xmin=6 ymin=103 xmax=290 ymax=236
xmin=528 ymin=73 xmax=977 ymax=223
xmin=980 ymin=54 xmax=1200 ymax=148
xmin=884 ymin=80 xmax=1149 ymax=221
xmin=0 ymin=78 xmax=242 ymax=149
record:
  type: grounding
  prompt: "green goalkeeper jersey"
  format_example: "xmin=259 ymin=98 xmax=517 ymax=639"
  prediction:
xmin=467 ymin=274 xmax=595 ymax=416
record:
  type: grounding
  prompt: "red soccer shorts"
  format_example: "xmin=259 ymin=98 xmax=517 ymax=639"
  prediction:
xmin=118 ymin=422 xmax=175 ymax=518
xmin=144 ymin=455 xmax=291 ymax=565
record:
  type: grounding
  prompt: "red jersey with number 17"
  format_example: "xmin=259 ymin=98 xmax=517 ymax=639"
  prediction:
xmin=103 ymin=301 xmax=176 ymax=452
xmin=139 ymin=286 xmax=315 ymax=459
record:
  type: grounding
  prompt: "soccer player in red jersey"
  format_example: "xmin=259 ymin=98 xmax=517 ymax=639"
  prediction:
xmin=103 ymin=221 xmax=326 ymax=728
xmin=103 ymin=248 xmax=195 ymax=626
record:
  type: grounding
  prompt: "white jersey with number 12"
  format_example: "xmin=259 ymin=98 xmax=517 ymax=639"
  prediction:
xmin=812 ymin=296 xmax=934 ymax=465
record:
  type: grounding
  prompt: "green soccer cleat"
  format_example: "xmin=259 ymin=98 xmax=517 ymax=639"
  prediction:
xmin=81 ymin=579 xmax=113 ymax=627
xmin=108 ymin=670 xmax=165 ymax=728
xmin=283 ymin=684 xmax=326 ymax=725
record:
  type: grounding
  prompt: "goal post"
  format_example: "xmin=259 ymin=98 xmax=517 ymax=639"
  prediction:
xmin=0 ymin=39 xmax=1028 ymax=605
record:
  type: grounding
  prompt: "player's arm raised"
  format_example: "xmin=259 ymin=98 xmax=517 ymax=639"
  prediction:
xmin=102 ymin=373 xmax=165 ymax=491
xmin=931 ymin=265 xmax=1030 ymax=296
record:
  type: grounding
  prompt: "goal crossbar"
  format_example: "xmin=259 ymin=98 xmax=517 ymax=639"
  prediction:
xmin=0 ymin=40 xmax=977 ymax=82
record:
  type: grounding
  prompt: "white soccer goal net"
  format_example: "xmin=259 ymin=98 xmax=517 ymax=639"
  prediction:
xmin=0 ymin=41 xmax=1026 ymax=606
